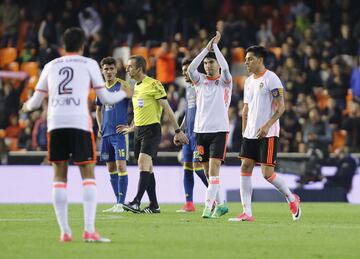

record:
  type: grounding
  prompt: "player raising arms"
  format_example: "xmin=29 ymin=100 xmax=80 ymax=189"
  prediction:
xmin=187 ymin=31 xmax=232 ymax=218
xmin=96 ymin=57 xmax=131 ymax=213
xmin=176 ymin=58 xmax=208 ymax=213
xmin=229 ymin=45 xmax=301 ymax=222
xmin=22 ymin=27 xmax=132 ymax=242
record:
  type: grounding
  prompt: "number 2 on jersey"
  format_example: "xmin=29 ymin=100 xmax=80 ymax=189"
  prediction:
xmin=58 ymin=67 xmax=74 ymax=95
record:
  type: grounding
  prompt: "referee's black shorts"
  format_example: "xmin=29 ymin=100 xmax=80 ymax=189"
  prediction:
xmin=239 ymin=137 xmax=278 ymax=167
xmin=134 ymin=123 xmax=161 ymax=160
xmin=48 ymin=128 xmax=96 ymax=165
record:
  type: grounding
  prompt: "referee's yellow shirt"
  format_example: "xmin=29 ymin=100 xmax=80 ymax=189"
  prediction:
xmin=132 ymin=76 xmax=167 ymax=126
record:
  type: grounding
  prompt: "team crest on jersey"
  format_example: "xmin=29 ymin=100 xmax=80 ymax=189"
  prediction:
xmin=259 ymin=82 xmax=264 ymax=89
xmin=215 ymin=80 xmax=219 ymax=85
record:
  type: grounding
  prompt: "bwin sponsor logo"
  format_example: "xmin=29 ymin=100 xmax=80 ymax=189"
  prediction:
xmin=51 ymin=97 xmax=80 ymax=106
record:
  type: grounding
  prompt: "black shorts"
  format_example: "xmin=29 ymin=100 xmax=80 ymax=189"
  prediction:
xmin=134 ymin=123 xmax=161 ymax=160
xmin=48 ymin=128 xmax=96 ymax=165
xmin=195 ymin=132 xmax=228 ymax=162
xmin=239 ymin=137 xmax=278 ymax=166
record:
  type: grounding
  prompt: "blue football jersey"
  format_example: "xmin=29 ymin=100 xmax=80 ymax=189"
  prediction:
xmin=96 ymin=78 xmax=130 ymax=137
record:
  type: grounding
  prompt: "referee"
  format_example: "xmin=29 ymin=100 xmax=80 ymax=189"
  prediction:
xmin=120 ymin=55 xmax=188 ymax=213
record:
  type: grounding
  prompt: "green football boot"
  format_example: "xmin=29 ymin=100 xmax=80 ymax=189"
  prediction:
xmin=211 ymin=204 xmax=229 ymax=218
xmin=201 ymin=206 xmax=212 ymax=218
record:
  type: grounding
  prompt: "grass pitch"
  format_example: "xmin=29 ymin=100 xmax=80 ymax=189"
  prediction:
xmin=0 ymin=203 xmax=359 ymax=259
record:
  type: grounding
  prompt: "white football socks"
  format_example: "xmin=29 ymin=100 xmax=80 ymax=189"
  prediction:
xmin=267 ymin=173 xmax=295 ymax=202
xmin=82 ymin=179 xmax=97 ymax=233
xmin=205 ymin=176 xmax=220 ymax=208
xmin=52 ymin=181 xmax=71 ymax=235
xmin=240 ymin=173 xmax=253 ymax=216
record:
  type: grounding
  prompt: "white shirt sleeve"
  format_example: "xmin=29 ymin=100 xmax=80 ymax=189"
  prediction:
xmin=25 ymin=91 xmax=46 ymax=111
xmin=95 ymin=87 xmax=127 ymax=105
xmin=213 ymin=44 xmax=232 ymax=85
xmin=88 ymin=59 xmax=105 ymax=89
xmin=25 ymin=64 xmax=49 ymax=111
xmin=268 ymin=73 xmax=283 ymax=91
xmin=188 ymin=48 xmax=208 ymax=84
xmin=35 ymin=64 xmax=49 ymax=93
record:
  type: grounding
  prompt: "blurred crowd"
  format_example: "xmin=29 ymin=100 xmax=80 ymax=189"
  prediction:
xmin=1 ymin=0 xmax=360 ymax=164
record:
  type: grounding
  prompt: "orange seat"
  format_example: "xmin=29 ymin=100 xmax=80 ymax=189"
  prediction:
xmin=332 ymin=130 xmax=347 ymax=152
xmin=231 ymin=47 xmax=245 ymax=63
xmin=234 ymin=75 xmax=247 ymax=90
xmin=269 ymin=47 xmax=282 ymax=60
xmin=131 ymin=46 xmax=150 ymax=70
xmin=343 ymin=89 xmax=353 ymax=115
xmin=20 ymin=75 xmax=39 ymax=103
xmin=20 ymin=62 xmax=39 ymax=77
xmin=150 ymin=47 xmax=160 ymax=56
xmin=16 ymin=21 xmax=30 ymax=52
xmin=58 ymin=47 xmax=66 ymax=56
xmin=0 ymin=47 xmax=17 ymax=67
xmin=6 ymin=137 xmax=19 ymax=151
xmin=8 ymin=61 xmax=19 ymax=71
xmin=315 ymin=90 xmax=330 ymax=110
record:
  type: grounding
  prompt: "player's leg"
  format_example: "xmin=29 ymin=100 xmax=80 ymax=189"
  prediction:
xmin=208 ymin=132 xmax=228 ymax=218
xmin=143 ymin=161 xmax=160 ymax=213
xmin=101 ymin=161 xmax=119 ymax=212
xmin=259 ymin=137 xmax=301 ymax=221
xmin=123 ymin=152 xmax=152 ymax=212
xmin=177 ymin=160 xmax=196 ymax=212
xmin=114 ymin=134 xmax=128 ymax=211
xmin=48 ymin=129 xmax=72 ymax=242
xmin=177 ymin=141 xmax=196 ymax=212
xmin=79 ymin=163 xmax=110 ymax=242
xmin=193 ymin=162 xmax=208 ymax=186
xmin=52 ymin=161 xmax=72 ymax=242
xmin=141 ymin=124 xmax=161 ymax=213
xmin=229 ymin=138 xmax=257 ymax=222
xmin=100 ymin=136 xmax=119 ymax=212
xmin=191 ymin=134 xmax=208 ymax=187
xmin=73 ymin=129 xmax=110 ymax=242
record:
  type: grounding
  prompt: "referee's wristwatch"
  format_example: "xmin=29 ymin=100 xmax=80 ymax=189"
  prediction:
xmin=175 ymin=128 xmax=181 ymax=134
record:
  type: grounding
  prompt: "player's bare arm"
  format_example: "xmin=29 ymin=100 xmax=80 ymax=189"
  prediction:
xmin=256 ymin=88 xmax=285 ymax=138
xmin=159 ymin=99 xmax=189 ymax=145
xmin=242 ymin=103 xmax=248 ymax=135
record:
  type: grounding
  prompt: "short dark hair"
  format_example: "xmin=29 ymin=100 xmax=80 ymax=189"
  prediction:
xmin=181 ymin=58 xmax=193 ymax=66
xmin=63 ymin=27 xmax=85 ymax=52
xmin=129 ymin=55 xmax=146 ymax=72
xmin=100 ymin=56 xmax=116 ymax=67
xmin=246 ymin=45 xmax=267 ymax=60
xmin=204 ymin=51 xmax=217 ymax=60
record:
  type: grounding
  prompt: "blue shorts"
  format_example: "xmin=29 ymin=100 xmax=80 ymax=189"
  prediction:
xmin=100 ymin=134 xmax=128 ymax=162
xmin=182 ymin=135 xmax=199 ymax=163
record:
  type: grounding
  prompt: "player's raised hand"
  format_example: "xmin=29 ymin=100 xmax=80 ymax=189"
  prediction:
xmin=122 ymin=84 xmax=133 ymax=98
xmin=116 ymin=124 xmax=134 ymax=134
xmin=213 ymin=31 xmax=221 ymax=44
xmin=206 ymin=37 xmax=215 ymax=51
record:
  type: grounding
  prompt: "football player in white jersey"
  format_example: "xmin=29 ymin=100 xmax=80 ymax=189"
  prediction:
xmin=22 ymin=27 xmax=132 ymax=242
xmin=229 ymin=45 xmax=301 ymax=222
xmin=188 ymin=31 xmax=232 ymax=219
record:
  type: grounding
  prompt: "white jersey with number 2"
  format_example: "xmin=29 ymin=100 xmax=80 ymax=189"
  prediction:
xmin=35 ymin=55 xmax=105 ymax=132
